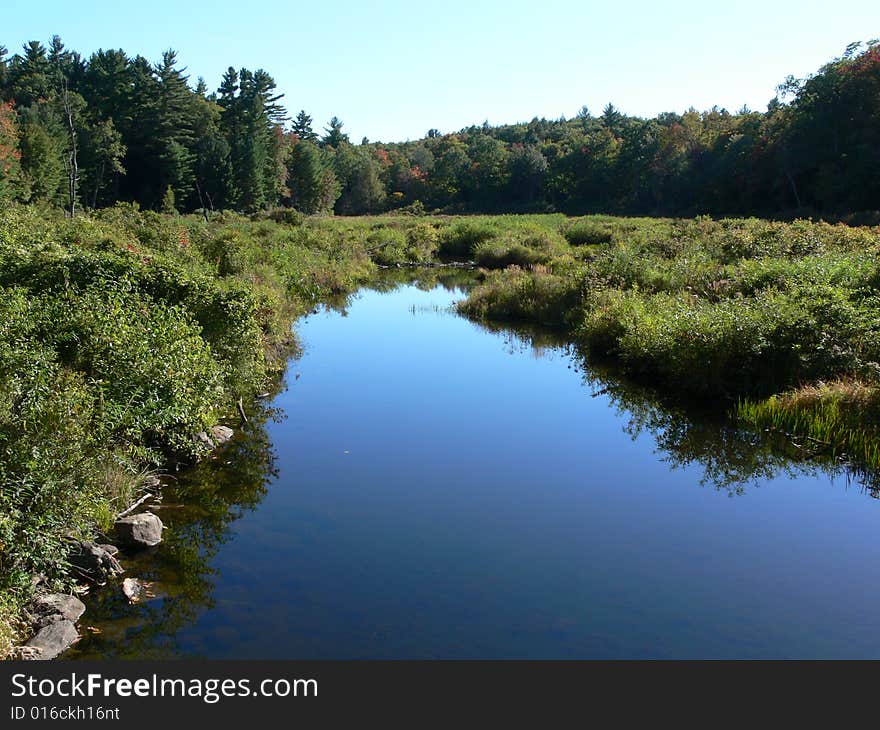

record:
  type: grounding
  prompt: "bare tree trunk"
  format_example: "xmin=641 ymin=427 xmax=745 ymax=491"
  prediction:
xmin=92 ymin=159 xmax=104 ymax=209
xmin=62 ymin=81 xmax=78 ymax=218
xmin=195 ymin=179 xmax=209 ymax=222
xmin=786 ymin=170 xmax=802 ymax=209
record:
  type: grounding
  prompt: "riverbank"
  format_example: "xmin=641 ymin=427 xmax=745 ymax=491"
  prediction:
xmin=457 ymin=215 xmax=880 ymax=469
xmin=0 ymin=204 xmax=382 ymax=655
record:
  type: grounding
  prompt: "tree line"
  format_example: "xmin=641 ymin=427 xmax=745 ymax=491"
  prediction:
xmin=0 ymin=37 xmax=878 ymax=217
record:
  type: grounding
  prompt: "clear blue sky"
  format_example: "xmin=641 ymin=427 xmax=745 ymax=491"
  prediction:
xmin=5 ymin=1 xmax=877 ymax=142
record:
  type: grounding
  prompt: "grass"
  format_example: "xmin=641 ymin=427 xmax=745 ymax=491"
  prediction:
xmin=738 ymin=380 xmax=880 ymax=466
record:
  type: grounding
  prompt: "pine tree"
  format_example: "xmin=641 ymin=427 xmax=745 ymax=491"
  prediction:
xmin=9 ymin=41 xmax=53 ymax=107
xmin=287 ymin=139 xmax=331 ymax=213
xmin=161 ymin=183 xmax=176 ymax=213
xmin=153 ymin=50 xmax=196 ymax=207
xmin=321 ymin=116 xmax=348 ymax=149
xmin=292 ymin=110 xmax=317 ymax=142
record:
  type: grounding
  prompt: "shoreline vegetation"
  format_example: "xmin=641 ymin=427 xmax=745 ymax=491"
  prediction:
xmin=0 ymin=37 xmax=878 ymax=657
xmin=456 ymin=214 xmax=880 ymax=470
xmin=0 ymin=204 xmax=379 ymax=656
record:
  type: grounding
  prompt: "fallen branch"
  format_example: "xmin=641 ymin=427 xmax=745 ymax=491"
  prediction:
xmin=116 ymin=490 xmax=156 ymax=519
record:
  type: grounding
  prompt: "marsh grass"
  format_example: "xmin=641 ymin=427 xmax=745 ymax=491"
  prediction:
xmin=738 ymin=380 xmax=880 ymax=468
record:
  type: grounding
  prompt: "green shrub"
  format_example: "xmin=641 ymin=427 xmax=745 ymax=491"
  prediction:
xmin=201 ymin=230 xmax=248 ymax=276
xmin=367 ymin=228 xmax=409 ymax=265
xmin=438 ymin=221 xmax=497 ymax=258
xmin=460 ymin=266 xmax=580 ymax=326
xmin=269 ymin=208 xmax=306 ymax=226
xmin=564 ymin=220 xmax=613 ymax=245
xmin=405 ymin=224 xmax=439 ymax=262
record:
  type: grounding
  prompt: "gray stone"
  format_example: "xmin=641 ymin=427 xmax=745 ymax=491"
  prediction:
xmin=68 ymin=541 xmax=124 ymax=584
xmin=98 ymin=544 xmax=119 ymax=556
xmin=115 ymin=512 xmax=164 ymax=548
xmin=25 ymin=620 xmax=79 ymax=660
xmin=211 ymin=425 xmax=234 ymax=445
xmin=196 ymin=430 xmax=214 ymax=448
xmin=32 ymin=594 xmax=85 ymax=627
xmin=121 ymin=577 xmax=155 ymax=603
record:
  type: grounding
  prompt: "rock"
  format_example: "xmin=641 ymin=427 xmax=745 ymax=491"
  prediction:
xmin=121 ymin=577 xmax=155 ymax=604
xmin=31 ymin=594 xmax=85 ymax=627
xmin=142 ymin=475 xmax=161 ymax=489
xmin=210 ymin=425 xmax=234 ymax=445
xmin=196 ymin=430 xmax=214 ymax=448
xmin=98 ymin=544 xmax=119 ymax=556
xmin=115 ymin=512 xmax=164 ymax=548
xmin=25 ymin=620 xmax=79 ymax=660
xmin=68 ymin=541 xmax=124 ymax=584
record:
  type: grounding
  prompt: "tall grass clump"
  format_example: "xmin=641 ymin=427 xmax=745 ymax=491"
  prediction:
xmin=738 ymin=380 xmax=880 ymax=468
xmin=459 ymin=264 xmax=581 ymax=327
xmin=563 ymin=219 xmax=613 ymax=246
xmin=437 ymin=220 xmax=498 ymax=259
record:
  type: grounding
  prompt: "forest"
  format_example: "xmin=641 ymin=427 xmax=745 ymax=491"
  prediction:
xmin=1 ymin=37 xmax=879 ymax=219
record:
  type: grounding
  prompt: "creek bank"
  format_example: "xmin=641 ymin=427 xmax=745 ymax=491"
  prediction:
xmin=12 ymin=424 xmax=236 ymax=659
xmin=377 ymin=261 xmax=477 ymax=269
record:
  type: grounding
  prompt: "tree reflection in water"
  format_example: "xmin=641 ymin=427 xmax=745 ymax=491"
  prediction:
xmin=475 ymin=318 xmax=878 ymax=497
xmin=69 ymin=402 xmax=282 ymax=659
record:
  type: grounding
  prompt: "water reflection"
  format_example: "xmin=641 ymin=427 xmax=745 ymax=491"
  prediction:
xmin=476 ymin=317 xmax=875 ymax=496
xmin=70 ymin=407 xmax=281 ymax=658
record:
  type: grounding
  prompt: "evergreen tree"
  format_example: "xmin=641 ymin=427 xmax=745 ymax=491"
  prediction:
xmin=161 ymin=183 xmax=176 ymax=213
xmin=8 ymin=41 xmax=53 ymax=108
xmin=292 ymin=109 xmax=317 ymax=142
xmin=18 ymin=113 xmax=64 ymax=204
xmin=153 ymin=50 xmax=196 ymax=206
xmin=287 ymin=139 xmax=337 ymax=213
xmin=321 ymin=116 xmax=348 ymax=149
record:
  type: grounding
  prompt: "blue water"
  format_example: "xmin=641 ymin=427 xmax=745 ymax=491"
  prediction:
xmin=74 ymin=279 xmax=880 ymax=659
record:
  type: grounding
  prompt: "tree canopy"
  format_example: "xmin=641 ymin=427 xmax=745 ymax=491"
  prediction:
xmin=1 ymin=37 xmax=878 ymax=218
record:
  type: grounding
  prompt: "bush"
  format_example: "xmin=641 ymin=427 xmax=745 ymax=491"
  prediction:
xmin=201 ymin=230 xmax=248 ymax=276
xmin=405 ymin=224 xmax=439 ymax=262
xmin=473 ymin=241 xmax=548 ymax=268
xmin=268 ymin=208 xmax=306 ymax=226
xmin=367 ymin=228 xmax=409 ymax=265
xmin=564 ymin=220 xmax=613 ymax=245
xmin=437 ymin=221 xmax=497 ymax=259
xmin=459 ymin=266 xmax=581 ymax=326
